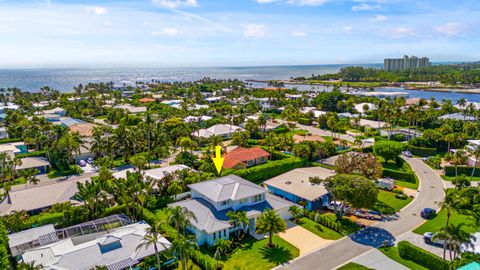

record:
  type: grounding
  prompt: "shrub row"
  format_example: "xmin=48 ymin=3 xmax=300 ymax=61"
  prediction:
xmin=191 ymin=250 xmax=222 ymax=270
xmin=382 ymin=168 xmax=415 ymax=183
xmin=407 ymin=145 xmax=436 ymax=157
xmin=297 ymin=118 xmax=312 ymax=125
xmin=397 ymin=241 xmax=450 ymax=270
xmin=16 ymin=150 xmax=47 ymax=158
xmin=444 ymin=165 xmax=480 ymax=177
xmin=230 ymin=157 xmax=307 ymax=183
xmin=0 ymin=137 xmax=22 ymax=144
xmin=0 ymin=221 xmax=9 ymax=269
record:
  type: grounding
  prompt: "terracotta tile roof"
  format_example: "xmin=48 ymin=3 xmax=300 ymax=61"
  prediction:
xmin=139 ymin=97 xmax=156 ymax=103
xmin=223 ymin=147 xmax=270 ymax=169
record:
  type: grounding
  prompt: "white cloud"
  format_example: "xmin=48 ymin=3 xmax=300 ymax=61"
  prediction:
xmin=287 ymin=0 xmax=328 ymax=6
xmin=369 ymin=14 xmax=388 ymax=22
xmin=352 ymin=3 xmax=381 ymax=11
xmin=244 ymin=24 xmax=267 ymax=38
xmin=255 ymin=0 xmax=328 ymax=6
xmin=82 ymin=5 xmax=108 ymax=15
xmin=388 ymin=27 xmax=415 ymax=38
xmin=434 ymin=22 xmax=466 ymax=37
xmin=152 ymin=28 xmax=181 ymax=36
xmin=342 ymin=26 xmax=354 ymax=32
xmin=291 ymin=30 xmax=307 ymax=37
xmin=152 ymin=0 xmax=198 ymax=9
xmin=255 ymin=0 xmax=279 ymax=3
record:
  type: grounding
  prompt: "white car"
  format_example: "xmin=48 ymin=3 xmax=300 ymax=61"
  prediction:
xmin=325 ymin=201 xmax=351 ymax=213
xmin=423 ymin=232 xmax=446 ymax=246
xmin=402 ymin=151 xmax=413 ymax=158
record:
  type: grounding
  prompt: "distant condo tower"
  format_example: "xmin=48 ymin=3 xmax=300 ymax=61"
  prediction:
xmin=384 ymin=55 xmax=431 ymax=71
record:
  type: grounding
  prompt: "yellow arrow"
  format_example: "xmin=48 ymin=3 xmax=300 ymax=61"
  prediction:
xmin=212 ymin=146 xmax=224 ymax=174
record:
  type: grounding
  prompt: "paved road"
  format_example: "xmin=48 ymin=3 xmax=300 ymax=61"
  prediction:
xmin=278 ymin=158 xmax=445 ymax=270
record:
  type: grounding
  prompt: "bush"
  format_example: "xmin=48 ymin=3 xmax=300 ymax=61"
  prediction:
xmin=444 ymin=165 xmax=480 ymax=177
xmin=298 ymin=118 xmax=312 ymax=125
xmin=407 ymin=145 xmax=436 ymax=157
xmin=373 ymin=140 xmax=405 ymax=162
xmin=382 ymin=168 xmax=415 ymax=182
xmin=228 ymin=157 xmax=306 ymax=183
xmin=0 ymin=221 xmax=10 ymax=269
xmin=191 ymin=250 xmax=221 ymax=270
xmin=397 ymin=241 xmax=450 ymax=270
xmin=16 ymin=150 xmax=47 ymax=158
xmin=47 ymin=165 xmax=82 ymax=178
xmin=0 ymin=138 xmax=22 ymax=144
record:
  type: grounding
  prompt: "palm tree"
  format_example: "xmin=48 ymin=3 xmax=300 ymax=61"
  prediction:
xmin=468 ymin=144 xmax=480 ymax=181
xmin=167 ymin=206 xmax=197 ymax=237
xmin=447 ymin=223 xmax=476 ymax=260
xmin=438 ymin=189 xmax=468 ymax=229
xmin=288 ymin=205 xmax=303 ymax=222
xmin=452 ymin=150 xmax=467 ymax=180
xmin=255 ymin=208 xmax=286 ymax=247
xmin=136 ymin=222 xmax=169 ymax=270
xmin=226 ymin=211 xmax=249 ymax=239
xmin=172 ymin=234 xmax=197 ymax=270
xmin=214 ymin=238 xmax=232 ymax=259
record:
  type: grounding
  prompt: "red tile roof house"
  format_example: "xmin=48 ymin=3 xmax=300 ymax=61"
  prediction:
xmin=223 ymin=147 xmax=270 ymax=169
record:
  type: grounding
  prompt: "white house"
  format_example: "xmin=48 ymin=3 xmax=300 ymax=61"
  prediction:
xmin=20 ymin=222 xmax=171 ymax=270
xmin=355 ymin=103 xmax=376 ymax=114
xmin=193 ymin=124 xmax=244 ymax=139
xmin=169 ymin=175 xmax=296 ymax=246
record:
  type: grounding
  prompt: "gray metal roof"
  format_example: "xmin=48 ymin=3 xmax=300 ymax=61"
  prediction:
xmin=169 ymin=193 xmax=295 ymax=234
xmin=188 ymin=175 xmax=266 ymax=203
xmin=8 ymin=224 xmax=56 ymax=248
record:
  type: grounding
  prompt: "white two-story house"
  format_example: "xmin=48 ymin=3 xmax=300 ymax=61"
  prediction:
xmin=169 ymin=175 xmax=295 ymax=246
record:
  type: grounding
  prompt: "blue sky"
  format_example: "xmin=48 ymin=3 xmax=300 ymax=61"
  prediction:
xmin=0 ymin=0 xmax=479 ymax=67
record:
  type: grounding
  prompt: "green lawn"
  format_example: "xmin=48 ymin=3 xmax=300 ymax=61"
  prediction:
xmin=373 ymin=190 xmax=413 ymax=215
xmin=337 ymin=262 xmax=374 ymax=270
xmin=442 ymin=175 xmax=480 ymax=182
xmin=379 ymin=246 xmax=429 ymax=270
xmin=297 ymin=217 xmax=343 ymax=240
xmin=216 ymin=236 xmax=299 ymax=270
xmin=395 ymin=179 xmax=419 ymax=190
xmin=413 ymin=208 xmax=478 ymax=235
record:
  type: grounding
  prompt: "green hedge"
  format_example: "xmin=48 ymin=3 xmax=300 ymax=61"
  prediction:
xmin=0 ymin=221 xmax=10 ymax=269
xmin=444 ymin=165 xmax=480 ymax=177
xmin=397 ymin=241 xmax=450 ymax=270
xmin=228 ymin=157 xmax=307 ymax=183
xmin=298 ymin=118 xmax=312 ymax=125
xmin=382 ymin=168 xmax=415 ymax=183
xmin=0 ymin=138 xmax=22 ymax=144
xmin=191 ymin=250 xmax=221 ymax=270
xmin=407 ymin=145 xmax=436 ymax=157
xmin=16 ymin=150 xmax=47 ymax=158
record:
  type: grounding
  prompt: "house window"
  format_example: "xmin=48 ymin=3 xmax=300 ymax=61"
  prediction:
xmin=253 ymin=194 xmax=262 ymax=203
xmin=240 ymin=198 xmax=247 ymax=204
xmin=247 ymin=160 xmax=253 ymax=166
xmin=222 ymin=200 xmax=230 ymax=206
xmin=224 ymin=230 xmax=227 ymax=237
xmin=213 ymin=232 xmax=216 ymax=240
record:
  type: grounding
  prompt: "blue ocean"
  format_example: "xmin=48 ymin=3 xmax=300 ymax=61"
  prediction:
xmin=0 ymin=65 xmax=479 ymax=103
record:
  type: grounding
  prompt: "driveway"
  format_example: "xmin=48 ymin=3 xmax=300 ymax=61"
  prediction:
xmin=350 ymin=249 xmax=408 ymax=270
xmin=278 ymin=225 xmax=334 ymax=256
xmin=278 ymin=158 xmax=445 ymax=270
xmin=397 ymin=231 xmax=446 ymax=259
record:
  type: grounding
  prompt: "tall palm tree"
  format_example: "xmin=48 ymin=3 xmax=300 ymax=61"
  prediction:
xmin=172 ymin=234 xmax=197 ymax=270
xmin=438 ymin=189 xmax=468 ymax=229
xmin=226 ymin=211 xmax=249 ymax=239
xmin=255 ymin=208 xmax=286 ymax=247
xmin=468 ymin=144 xmax=480 ymax=181
xmin=167 ymin=206 xmax=197 ymax=237
xmin=136 ymin=222 xmax=169 ymax=270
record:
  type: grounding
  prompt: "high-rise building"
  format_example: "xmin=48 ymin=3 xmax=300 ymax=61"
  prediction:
xmin=384 ymin=55 xmax=431 ymax=71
